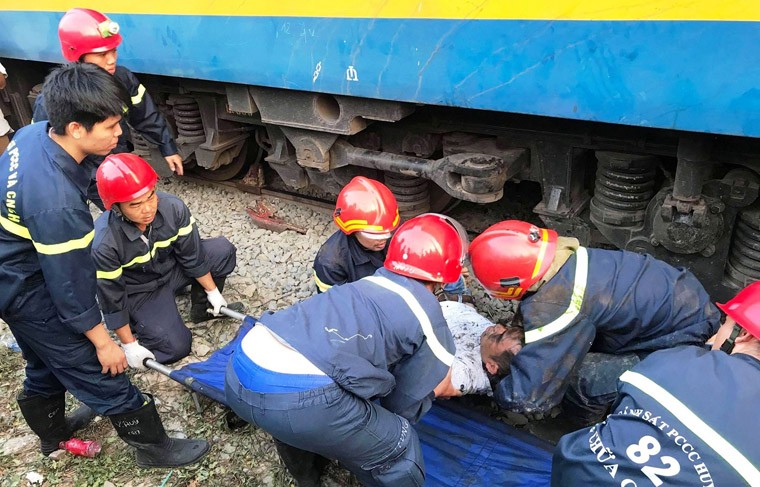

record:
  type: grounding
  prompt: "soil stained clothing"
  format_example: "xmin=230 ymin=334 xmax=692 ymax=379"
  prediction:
xmin=226 ymin=267 xmax=455 ymax=486
xmin=0 ymin=123 xmax=143 ymax=414
xmin=92 ymin=192 xmax=236 ymax=363
xmin=440 ymin=301 xmax=493 ymax=396
xmin=497 ymin=247 xmax=720 ymax=418
xmin=552 ymin=346 xmax=760 ymax=486
xmin=33 ymin=65 xmax=177 ymax=208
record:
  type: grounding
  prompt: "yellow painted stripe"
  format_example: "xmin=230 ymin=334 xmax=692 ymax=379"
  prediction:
xmin=131 ymin=84 xmax=146 ymax=106
xmin=313 ymin=270 xmax=332 ymax=293
xmin=1 ymin=213 xmax=95 ymax=255
xmin=4 ymin=1 xmax=760 ymax=21
xmin=97 ymin=217 xmax=196 ymax=281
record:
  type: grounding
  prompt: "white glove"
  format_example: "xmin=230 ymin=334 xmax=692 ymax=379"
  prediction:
xmin=206 ymin=287 xmax=227 ymax=316
xmin=121 ymin=340 xmax=156 ymax=371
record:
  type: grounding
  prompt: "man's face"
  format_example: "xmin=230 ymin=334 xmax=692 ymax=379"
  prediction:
xmin=480 ymin=324 xmax=521 ymax=375
xmin=77 ymin=115 xmax=122 ymax=156
xmin=119 ymin=188 xmax=159 ymax=227
xmin=355 ymin=232 xmax=390 ymax=252
xmin=82 ymin=49 xmax=118 ymax=75
xmin=711 ymin=315 xmax=737 ymax=351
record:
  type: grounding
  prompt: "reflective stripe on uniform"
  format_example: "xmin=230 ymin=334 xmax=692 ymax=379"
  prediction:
xmin=313 ymin=270 xmax=332 ymax=293
xmin=365 ymin=275 xmax=455 ymax=366
xmin=1 ymin=213 xmax=94 ymax=255
xmin=620 ymin=370 xmax=760 ymax=485
xmin=131 ymin=84 xmax=146 ymax=105
xmin=524 ymin=246 xmax=588 ymax=344
xmin=96 ymin=217 xmax=195 ymax=280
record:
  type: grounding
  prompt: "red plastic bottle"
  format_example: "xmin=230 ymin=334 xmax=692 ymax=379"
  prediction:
xmin=59 ymin=438 xmax=102 ymax=458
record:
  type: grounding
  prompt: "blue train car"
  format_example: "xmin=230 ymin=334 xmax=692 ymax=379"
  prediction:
xmin=1 ymin=1 xmax=759 ymax=299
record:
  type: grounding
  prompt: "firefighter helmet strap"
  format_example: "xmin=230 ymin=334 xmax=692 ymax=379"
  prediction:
xmin=720 ymin=324 xmax=743 ymax=354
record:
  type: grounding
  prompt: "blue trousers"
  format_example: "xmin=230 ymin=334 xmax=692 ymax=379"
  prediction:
xmin=128 ymin=237 xmax=236 ymax=363
xmin=224 ymin=363 xmax=425 ymax=487
xmin=3 ymin=286 xmax=143 ymax=416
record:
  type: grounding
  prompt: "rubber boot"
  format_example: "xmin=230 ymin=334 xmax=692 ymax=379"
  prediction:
xmin=17 ymin=392 xmax=98 ymax=456
xmin=109 ymin=394 xmax=210 ymax=468
xmin=190 ymin=277 xmax=244 ymax=323
xmin=274 ymin=439 xmax=330 ymax=487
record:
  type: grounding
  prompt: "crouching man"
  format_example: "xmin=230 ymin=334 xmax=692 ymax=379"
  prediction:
xmin=468 ymin=220 xmax=720 ymax=435
xmin=226 ymin=214 xmax=467 ymax=487
xmin=92 ymin=153 xmax=242 ymax=364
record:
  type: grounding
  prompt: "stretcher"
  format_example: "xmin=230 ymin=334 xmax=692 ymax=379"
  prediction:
xmin=145 ymin=308 xmax=553 ymax=487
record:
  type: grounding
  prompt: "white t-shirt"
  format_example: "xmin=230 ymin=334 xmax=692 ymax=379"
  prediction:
xmin=440 ymin=301 xmax=493 ymax=396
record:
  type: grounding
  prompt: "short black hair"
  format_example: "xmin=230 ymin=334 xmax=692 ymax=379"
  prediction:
xmin=42 ymin=62 xmax=127 ymax=135
xmin=489 ymin=325 xmax=525 ymax=377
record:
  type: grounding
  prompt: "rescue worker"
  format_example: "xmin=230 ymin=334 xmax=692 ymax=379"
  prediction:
xmin=313 ymin=175 xmax=471 ymax=302
xmin=225 ymin=213 xmax=466 ymax=487
xmin=33 ymin=8 xmax=183 ymax=208
xmin=468 ymin=220 xmax=720 ymax=431
xmin=92 ymin=153 xmax=242 ymax=364
xmin=552 ymin=281 xmax=760 ymax=486
xmin=0 ymin=62 xmax=208 ymax=466
xmin=312 ymin=176 xmax=400 ymax=293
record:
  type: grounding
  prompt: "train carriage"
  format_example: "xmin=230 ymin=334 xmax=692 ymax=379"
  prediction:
xmin=1 ymin=1 xmax=759 ymax=299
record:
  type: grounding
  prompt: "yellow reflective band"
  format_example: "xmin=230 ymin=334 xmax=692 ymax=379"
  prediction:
xmin=0 ymin=213 xmax=32 ymax=240
xmin=524 ymin=246 xmax=588 ymax=343
xmin=335 ymin=217 xmax=389 ymax=234
xmin=620 ymin=370 xmax=760 ymax=485
xmin=313 ymin=270 xmax=332 ymax=293
xmin=96 ymin=217 xmax=196 ymax=281
xmin=131 ymin=84 xmax=146 ymax=106
xmin=531 ymin=228 xmax=550 ymax=280
xmin=97 ymin=268 xmax=123 ymax=280
xmin=33 ymin=230 xmax=95 ymax=255
xmin=1 ymin=213 xmax=94 ymax=255
xmin=365 ymin=275 xmax=455 ymax=366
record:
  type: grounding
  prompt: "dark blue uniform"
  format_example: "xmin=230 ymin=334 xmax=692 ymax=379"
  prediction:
xmin=33 ymin=65 xmax=177 ymax=207
xmin=225 ymin=267 xmax=455 ymax=486
xmin=313 ymin=230 xmax=386 ymax=293
xmin=552 ymin=346 xmax=760 ymax=486
xmin=496 ymin=247 xmax=720 ymax=418
xmin=92 ymin=192 xmax=236 ymax=363
xmin=0 ymin=123 xmax=142 ymax=415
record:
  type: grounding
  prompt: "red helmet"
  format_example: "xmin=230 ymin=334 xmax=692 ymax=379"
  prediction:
xmin=96 ymin=153 xmax=158 ymax=210
xmin=469 ymin=220 xmax=558 ymax=300
xmin=58 ymin=8 xmax=122 ymax=62
xmin=385 ymin=213 xmax=467 ymax=283
xmin=334 ymin=176 xmax=399 ymax=236
xmin=717 ymin=281 xmax=760 ymax=340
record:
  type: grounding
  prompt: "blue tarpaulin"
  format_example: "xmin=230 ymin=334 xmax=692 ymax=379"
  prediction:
xmin=167 ymin=317 xmax=553 ymax=486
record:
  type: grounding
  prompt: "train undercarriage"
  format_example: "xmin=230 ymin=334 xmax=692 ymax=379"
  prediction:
xmin=4 ymin=58 xmax=760 ymax=301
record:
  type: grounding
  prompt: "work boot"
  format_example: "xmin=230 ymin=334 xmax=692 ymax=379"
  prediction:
xmin=274 ymin=439 xmax=330 ymax=487
xmin=17 ymin=392 xmax=98 ymax=456
xmin=190 ymin=277 xmax=244 ymax=323
xmin=110 ymin=394 xmax=209 ymax=468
